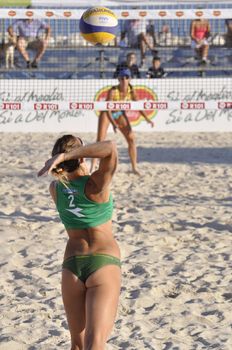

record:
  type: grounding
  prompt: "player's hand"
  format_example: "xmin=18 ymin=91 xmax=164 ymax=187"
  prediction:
xmin=37 ymin=153 xmax=64 ymax=177
xmin=113 ymin=124 xmax=118 ymax=133
xmin=149 ymin=120 xmax=154 ymax=128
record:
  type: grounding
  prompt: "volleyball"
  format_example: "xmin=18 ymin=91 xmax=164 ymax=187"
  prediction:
xmin=79 ymin=7 xmax=118 ymax=45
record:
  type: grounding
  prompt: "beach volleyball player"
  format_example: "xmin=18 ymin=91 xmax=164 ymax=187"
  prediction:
xmin=37 ymin=135 xmax=121 ymax=350
xmin=91 ymin=68 xmax=154 ymax=175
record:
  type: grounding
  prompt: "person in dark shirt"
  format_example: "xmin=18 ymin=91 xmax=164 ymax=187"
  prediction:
xmin=146 ymin=56 xmax=166 ymax=78
xmin=225 ymin=19 xmax=232 ymax=47
xmin=114 ymin=52 xmax=140 ymax=78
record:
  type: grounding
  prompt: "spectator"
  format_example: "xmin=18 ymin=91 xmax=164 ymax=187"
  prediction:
xmin=114 ymin=52 xmax=140 ymax=78
xmin=146 ymin=56 xmax=166 ymax=78
xmin=225 ymin=19 xmax=232 ymax=47
xmin=157 ymin=24 xmax=173 ymax=46
xmin=8 ymin=18 xmax=51 ymax=68
xmin=190 ymin=18 xmax=210 ymax=64
xmin=120 ymin=20 xmax=157 ymax=66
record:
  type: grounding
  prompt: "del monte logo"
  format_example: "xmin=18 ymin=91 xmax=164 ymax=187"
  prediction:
xmin=95 ymin=85 xmax=158 ymax=126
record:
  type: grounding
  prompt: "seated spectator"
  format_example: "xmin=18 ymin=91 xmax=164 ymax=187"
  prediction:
xmin=225 ymin=19 xmax=232 ymax=47
xmin=8 ymin=18 xmax=51 ymax=68
xmin=146 ymin=56 xmax=166 ymax=79
xmin=157 ymin=24 xmax=172 ymax=46
xmin=120 ymin=20 xmax=157 ymax=66
xmin=114 ymin=52 xmax=140 ymax=78
xmin=190 ymin=18 xmax=210 ymax=64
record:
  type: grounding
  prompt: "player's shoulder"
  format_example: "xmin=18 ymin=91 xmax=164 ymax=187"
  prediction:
xmin=109 ymin=85 xmax=119 ymax=95
xmin=49 ymin=180 xmax=58 ymax=203
xmin=49 ymin=180 xmax=58 ymax=193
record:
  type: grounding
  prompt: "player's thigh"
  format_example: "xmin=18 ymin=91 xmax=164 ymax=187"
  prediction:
xmin=85 ymin=265 xmax=121 ymax=335
xmin=97 ymin=111 xmax=110 ymax=141
xmin=119 ymin=121 xmax=135 ymax=143
xmin=62 ymin=268 xmax=86 ymax=333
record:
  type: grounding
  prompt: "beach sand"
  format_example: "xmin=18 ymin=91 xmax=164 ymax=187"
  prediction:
xmin=0 ymin=132 xmax=232 ymax=350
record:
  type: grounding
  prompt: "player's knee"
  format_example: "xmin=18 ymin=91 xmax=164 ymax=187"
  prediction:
xmin=71 ymin=342 xmax=83 ymax=350
xmin=127 ymin=132 xmax=135 ymax=144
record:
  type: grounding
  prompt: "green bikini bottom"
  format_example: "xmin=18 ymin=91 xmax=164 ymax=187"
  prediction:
xmin=62 ymin=253 xmax=121 ymax=283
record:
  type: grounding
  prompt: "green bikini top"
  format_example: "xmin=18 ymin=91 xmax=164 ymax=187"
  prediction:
xmin=56 ymin=176 xmax=113 ymax=229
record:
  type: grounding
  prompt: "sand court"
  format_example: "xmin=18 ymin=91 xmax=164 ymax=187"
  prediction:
xmin=0 ymin=132 xmax=232 ymax=350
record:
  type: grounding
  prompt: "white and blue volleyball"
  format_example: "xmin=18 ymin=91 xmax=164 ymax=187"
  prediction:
xmin=79 ymin=7 xmax=118 ymax=45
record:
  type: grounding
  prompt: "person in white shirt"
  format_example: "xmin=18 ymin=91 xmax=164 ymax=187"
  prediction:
xmin=120 ymin=20 xmax=157 ymax=66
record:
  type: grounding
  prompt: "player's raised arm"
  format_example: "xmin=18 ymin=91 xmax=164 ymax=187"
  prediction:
xmin=38 ymin=140 xmax=117 ymax=190
xmin=89 ymin=140 xmax=117 ymax=182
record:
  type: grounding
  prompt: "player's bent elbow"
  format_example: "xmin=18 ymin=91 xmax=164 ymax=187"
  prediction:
xmin=105 ymin=140 xmax=118 ymax=158
xmin=110 ymin=140 xmax=117 ymax=152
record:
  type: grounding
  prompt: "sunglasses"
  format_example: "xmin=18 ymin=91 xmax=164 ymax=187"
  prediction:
xmin=119 ymin=76 xmax=130 ymax=80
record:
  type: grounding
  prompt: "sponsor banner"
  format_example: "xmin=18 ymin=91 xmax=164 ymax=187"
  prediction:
xmin=34 ymin=102 xmax=59 ymax=111
xmin=1 ymin=8 xmax=232 ymax=19
xmin=144 ymin=101 xmax=169 ymax=110
xmin=218 ymin=102 xmax=232 ymax=109
xmin=0 ymin=102 xmax=22 ymax=110
xmin=0 ymin=100 xmax=222 ymax=111
xmin=94 ymin=84 xmax=158 ymax=126
xmin=0 ymin=79 xmax=232 ymax=132
xmin=69 ymin=102 xmax=94 ymax=110
xmin=181 ymin=102 xmax=205 ymax=110
xmin=106 ymin=102 xmax=131 ymax=110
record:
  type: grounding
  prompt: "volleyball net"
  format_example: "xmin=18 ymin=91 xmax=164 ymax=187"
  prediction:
xmin=0 ymin=3 xmax=232 ymax=129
